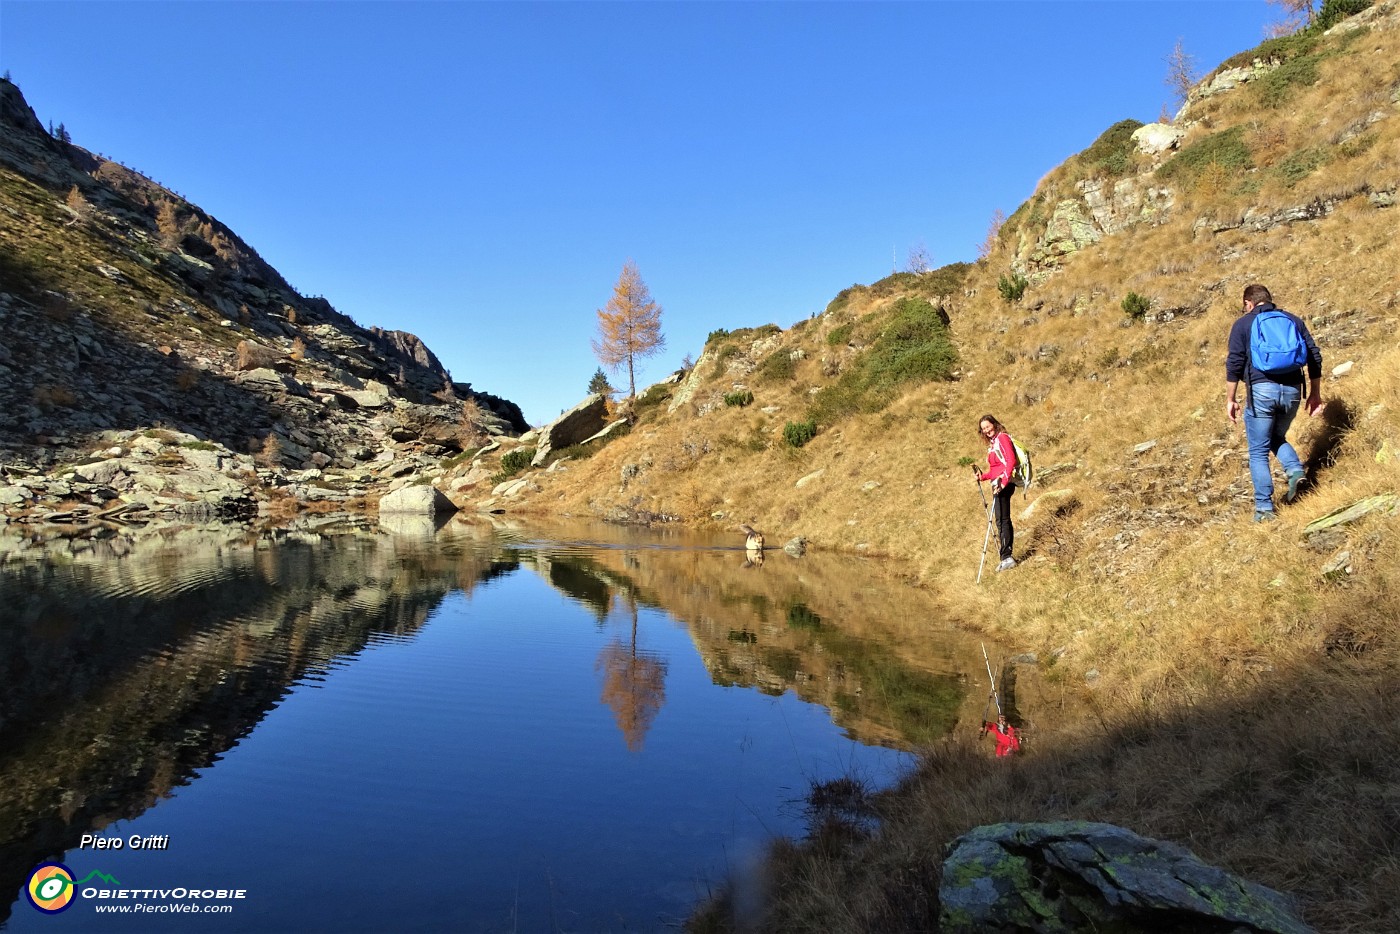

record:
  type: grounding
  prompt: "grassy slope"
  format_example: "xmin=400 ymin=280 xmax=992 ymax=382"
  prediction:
xmin=482 ymin=11 xmax=1400 ymax=931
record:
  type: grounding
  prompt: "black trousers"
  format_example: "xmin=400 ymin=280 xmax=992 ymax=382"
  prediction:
xmin=993 ymin=482 xmax=1015 ymax=561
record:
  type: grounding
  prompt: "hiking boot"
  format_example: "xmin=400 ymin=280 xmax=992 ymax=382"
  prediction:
xmin=1254 ymin=510 xmax=1277 ymax=523
xmin=1285 ymin=470 xmax=1306 ymax=503
xmin=995 ymin=557 xmax=1016 ymax=572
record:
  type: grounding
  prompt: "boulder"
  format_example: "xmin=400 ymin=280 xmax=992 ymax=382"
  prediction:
xmin=1303 ymin=494 xmax=1398 ymax=541
xmin=234 ymin=340 xmax=290 ymax=373
xmin=531 ymin=394 xmax=609 ymax=466
xmin=939 ymin=821 xmax=1311 ymax=934
xmin=377 ymin=484 xmax=458 ymax=516
xmin=1130 ymin=122 xmax=1184 ymax=155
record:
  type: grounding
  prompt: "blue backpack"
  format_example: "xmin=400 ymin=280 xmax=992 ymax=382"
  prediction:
xmin=1249 ymin=309 xmax=1308 ymax=376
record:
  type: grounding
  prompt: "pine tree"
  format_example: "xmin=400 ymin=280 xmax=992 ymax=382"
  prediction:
xmin=591 ymin=260 xmax=666 ymax=403
xmin=587 ymin=367 xmax=614 ymax=396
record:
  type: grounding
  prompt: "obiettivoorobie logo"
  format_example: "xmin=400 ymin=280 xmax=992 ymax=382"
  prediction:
xmin=25 ymin=863 xmax=119 ymax=914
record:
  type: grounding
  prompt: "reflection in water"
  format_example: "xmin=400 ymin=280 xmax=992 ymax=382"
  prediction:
xmin=0 ymin=516 xmax=979 ymax=929
xmin=596 ymin=599 xmax=669 ymax=752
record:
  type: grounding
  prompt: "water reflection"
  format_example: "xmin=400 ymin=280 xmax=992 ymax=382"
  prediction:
xmin=597 ymin=599 xmax=669 ymax=752
xmin=0 ymin=516 xmax=976 ymax=929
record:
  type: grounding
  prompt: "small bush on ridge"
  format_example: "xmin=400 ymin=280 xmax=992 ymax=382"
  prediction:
xmin=783 ymin=420 xmax=817 ymax=448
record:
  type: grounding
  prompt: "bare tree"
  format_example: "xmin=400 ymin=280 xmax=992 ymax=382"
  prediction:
xmin=906 ymin=241 xmax=933 ymax=275
xmin=1267 ymin=0 xmax=1315 ymax=33
xmin=1165 ymin=38 xmax=1200 ymax=110
xmin=592 ymin=260 xmax=666 ymax=403
xmin=977 ymin=208 xmax=1007 ymax=261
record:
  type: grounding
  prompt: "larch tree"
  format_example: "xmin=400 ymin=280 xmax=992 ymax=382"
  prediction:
xmin=1164 ymin=38 xmax=1200 ymax=110
xmin=591 ymin=260 xmax=665 ymax=403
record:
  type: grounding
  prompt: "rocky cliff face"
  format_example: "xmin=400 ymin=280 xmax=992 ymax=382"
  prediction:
xmin=0 ymin=78 xmax=527 ymax=525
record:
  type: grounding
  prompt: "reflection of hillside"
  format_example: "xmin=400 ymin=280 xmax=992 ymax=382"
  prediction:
xmin=0 ymin=526 xmax=514 ymax=925
xmin=510 ymin=519 xmax=983 ymax=749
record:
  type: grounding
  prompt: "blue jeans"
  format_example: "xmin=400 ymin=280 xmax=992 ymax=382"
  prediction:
xmin=1243 ymin=381 xmax=1303 ymax=513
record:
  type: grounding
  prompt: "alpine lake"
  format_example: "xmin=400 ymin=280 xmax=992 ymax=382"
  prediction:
xmin=1 ymin=513 xmax=994 ymax=932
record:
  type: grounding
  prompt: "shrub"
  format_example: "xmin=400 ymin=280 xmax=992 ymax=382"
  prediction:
xmin=783 ymin=419 xmax=817 ymax=448
xmin=827 ymin=322 xmax=854 ymax=346
xmin=860 ymin=297 xmax=957 ymax=391
xmin=1258 ymin=54 xmax=1322 ymax=108
xmin=757 ymin=350 xmax=796 ymax=383
xmin=1121 ymin=292 xmax=1151 ymax=320
xmin=635 ymin=383 xmax=671 ymax=412
xmin=724 ymin=390 xmax=754 ymax=408
xmin=494 ymin=448 xmax=534 ymax=483
xmin=1276 ymin=146 xmax=1329 ymax=187
xmin=997 ymin=272 xmax=1029 ymax=304
xmin=826 ymin=288 xmax=857 ymax=316
xmin=1080 ymin=119 xmax=1144 ymax=179
xmin=705 ymin=328 xmax=730 ymax=346
xmin=1156 ymin=126 xmax=1253 ymax=188
xmin=807 ymin=297 xmax=957 ymax=425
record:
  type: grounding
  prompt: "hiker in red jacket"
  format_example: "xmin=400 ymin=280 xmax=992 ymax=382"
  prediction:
xmin=983 ymin=712 xmax=1021 ymax=757
xmin=977 ymin=414 xmax=1017 ymax=572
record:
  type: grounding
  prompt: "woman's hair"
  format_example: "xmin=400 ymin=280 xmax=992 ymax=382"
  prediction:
xmin=977 ymin=414 xmax=1004 ymax=440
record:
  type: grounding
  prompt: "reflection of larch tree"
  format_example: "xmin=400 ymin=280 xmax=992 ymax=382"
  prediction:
xmin=596 ymin=598 xmax=668 ymax=752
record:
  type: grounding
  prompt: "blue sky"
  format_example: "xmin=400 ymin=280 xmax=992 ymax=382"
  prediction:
xmin=2 ymin=1 xmax=1281 ymax=425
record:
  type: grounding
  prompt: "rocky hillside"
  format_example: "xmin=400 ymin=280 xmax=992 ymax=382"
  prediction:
xmin=0 ymin=77 xmax=525 ymax=525
xmin=458 ymin=0 xmax=1398 ymax=573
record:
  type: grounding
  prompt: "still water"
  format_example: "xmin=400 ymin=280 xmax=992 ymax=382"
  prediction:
xmin=0 ymin=515 xmax=978 ymax=932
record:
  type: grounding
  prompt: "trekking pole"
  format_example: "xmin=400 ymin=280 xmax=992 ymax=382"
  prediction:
xmin=981 ymin=642 xmax=1004 ymax=719
xmin=974 ymin=467 xmax=995 ymax=583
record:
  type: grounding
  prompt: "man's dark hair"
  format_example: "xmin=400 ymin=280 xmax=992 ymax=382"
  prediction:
xmin=1243 ymin=283 xmax=1273 ymax=305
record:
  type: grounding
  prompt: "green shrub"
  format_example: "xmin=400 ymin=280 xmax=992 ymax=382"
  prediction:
xmin=806 ymin=297 xmax=957 ymax=425
xmin=1216 ymin=33 xmax=1318 ymax=73
xmin=783 ymin=419 xmax=817 ymax=448
xmin=825 ymin=287 xmax=857 ymax=316
xmin=827 ymin=322 xmax=854 ymax=346
xmin=1259 ymin=54 xmax=1322 ymax=108
xmin=997 ymin=272 xmax=1029 ymax=304
xmin=860 ymin=297 xmax=957 ymax=391
xmin=757 ymin=350 xmax=796 ymax=383
xmin=723 ymin=390 xmax=754 ymax=407
xmin=1080 ymin=119 xmax=1145 ymax=179
xmin=1276 ymin=146 xmax=1329 ymax=186
xmin=705 ymin=328 xmax=731 ymax=346
xmin=1121 ymin=291 xmax=1151 ymax=320
xmin=635 ymin=383 xmax=671 ymax=411
xmin=1156 ymin=126 xmax=1253 ymax=187
xmin=493 ymin=448 xmax=534 ymax=483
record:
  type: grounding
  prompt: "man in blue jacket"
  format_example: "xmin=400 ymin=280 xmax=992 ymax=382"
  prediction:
xmin=1225 ymin=283 xmax=1323 ymax=522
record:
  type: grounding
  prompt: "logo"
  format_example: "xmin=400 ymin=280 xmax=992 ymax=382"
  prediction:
xmin=25 ymin=864 xmax=121 ymax=914
xmin=26 ymin=863 xmax=77 ymax=914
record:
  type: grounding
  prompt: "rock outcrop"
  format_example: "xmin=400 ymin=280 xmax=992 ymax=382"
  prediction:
xmin=0 ymin=78 xmax=526 ymax=524
xmin=939 ymin=821 xmax=1312 ymax=933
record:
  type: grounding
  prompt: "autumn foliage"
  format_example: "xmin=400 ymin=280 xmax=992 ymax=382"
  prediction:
xmin=592 ymin=260 xmax=665 ymax=402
